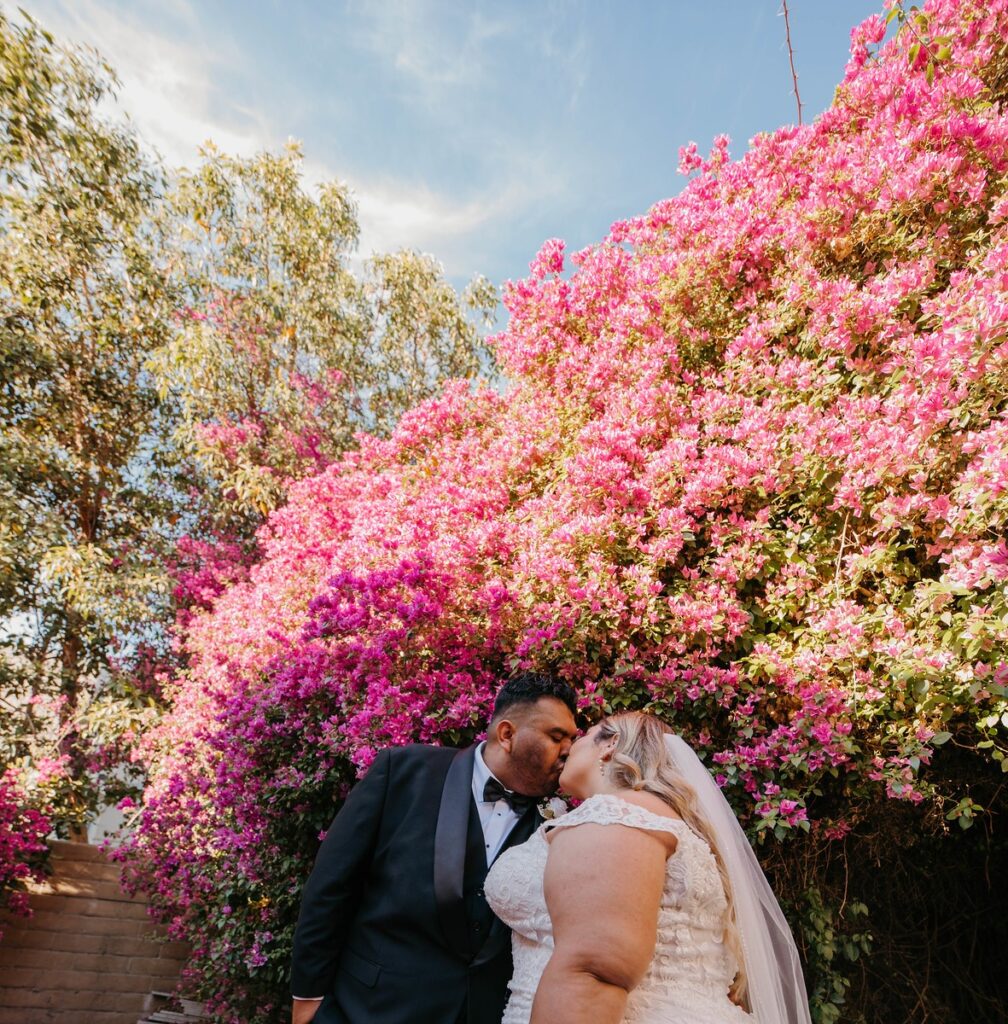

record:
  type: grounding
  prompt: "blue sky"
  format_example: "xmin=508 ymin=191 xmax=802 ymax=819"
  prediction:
xmin=18 ymin=1 xmax=885 ymax=294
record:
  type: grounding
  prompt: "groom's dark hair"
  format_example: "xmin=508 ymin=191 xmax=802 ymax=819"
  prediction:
xmin=490 ymin=671 xmax=578 ymax=722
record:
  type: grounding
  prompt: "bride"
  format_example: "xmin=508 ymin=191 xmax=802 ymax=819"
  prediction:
xmin=483 ymin=712 xmax=812 ymax=1024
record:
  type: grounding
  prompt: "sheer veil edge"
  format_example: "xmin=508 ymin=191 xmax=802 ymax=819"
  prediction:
xmin=663 ymin=734 xmax=813 ymax=1024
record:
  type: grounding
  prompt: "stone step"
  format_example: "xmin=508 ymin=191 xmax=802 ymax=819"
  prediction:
xmin=0 ymin=926 xmax=178 ymax=958
xmin=0 ymin=1010 xmax=137 ymax=1024
xmin=136 ymin=992 xmax=208 ymax=1023
xmin=0 ymin=988 xmax=151 ymax=1012
xmin=48 ymin=839 xmax=114 ymax=863
xmin=43 ymin=857 xmax=127 ymax=883
xmin=138 ymin=1014 xmax=200 ymax=1023
xmin=1 ymin=965 xmax=174 ymax=994
xmin=23 ymin=891 xmax=153 ymax=919
xmin=24 ymin=874 xmax=146 ymax=901
xmin=0 ymin=945 xmax=183 ymax=977
xmin=13 ymin=907 xmax=157 ymax=937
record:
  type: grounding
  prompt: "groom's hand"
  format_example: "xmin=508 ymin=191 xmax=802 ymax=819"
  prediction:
xmin=291 ymin=997 xmax=323 ymax=1024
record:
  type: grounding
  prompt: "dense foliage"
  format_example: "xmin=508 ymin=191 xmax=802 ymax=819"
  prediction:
xmin=0 ymin=771 xmax=49 ymax=938
xmin=152 ymin=143 xmax=497 ymax=522
xmin=0 ymin=12 xmax=176 ymax=837
xmin=0 ymin=10 xmax=496 ymax=856
xmin=121 ymin=2 xmax=1008 ymax=1021
xmin=148 ymin=143 xmax=498 ymax=713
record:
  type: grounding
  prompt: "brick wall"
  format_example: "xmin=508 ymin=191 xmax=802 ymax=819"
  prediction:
xmin=0 ymin=840 xmax=189 ymax=1024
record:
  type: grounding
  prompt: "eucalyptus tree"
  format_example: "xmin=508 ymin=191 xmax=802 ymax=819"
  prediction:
xmin=152 ymin=143 xmax=499 ymax=521
xmin=0 ymin=13 xmax=177 ymax=834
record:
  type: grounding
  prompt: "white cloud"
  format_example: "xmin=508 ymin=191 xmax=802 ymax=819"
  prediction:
xmin=303 ymin=154 xmax=567 ymax=277
xmin=348 ymin=0 xmax=519 ymax=105
xmin=353 ymin=179 xmax=491 ymax=256
xmin=357 ymin=181 xmax=527 ymax=269
xmin=536 ymin=3 xmax=589 ymax=110
xmin=14 ymin=0 xmax=272 ymax=167
xmin=352 ymin=0 xmax=590 ymax=115
xmin=12 ymin=0 xmax=568 ymax=277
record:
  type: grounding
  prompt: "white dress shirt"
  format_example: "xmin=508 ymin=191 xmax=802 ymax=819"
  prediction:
xmin=472 ymin=741 xmax=522 ymax=865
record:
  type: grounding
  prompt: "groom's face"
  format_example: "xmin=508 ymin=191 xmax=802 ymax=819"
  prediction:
xmin=499 ymin=697 xmax=578 ymax=798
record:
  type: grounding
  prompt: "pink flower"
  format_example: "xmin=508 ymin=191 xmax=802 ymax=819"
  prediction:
xmin=677 ymin=141 xmax=703 ymax=176
xmin=529 ymin=238 xmax=565 ymax=279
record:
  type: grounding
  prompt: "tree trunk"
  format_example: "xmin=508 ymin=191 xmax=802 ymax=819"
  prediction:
xmin=60 ymin=610 xmax=88 ymax=843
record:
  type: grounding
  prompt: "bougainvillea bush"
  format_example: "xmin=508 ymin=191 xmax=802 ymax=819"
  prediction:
xmin=121 ymin=1 xmax=1008 ymax=1020
xmin=0 ymin=771 xmax=50 ymax=940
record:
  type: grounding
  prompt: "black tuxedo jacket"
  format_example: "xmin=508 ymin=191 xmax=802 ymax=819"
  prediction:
xmin=290 ymin=743 xmax=540 ymax=1024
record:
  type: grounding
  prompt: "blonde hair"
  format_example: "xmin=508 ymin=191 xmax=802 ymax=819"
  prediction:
xmin=597 ymin=713 xmax=749 ymax=1008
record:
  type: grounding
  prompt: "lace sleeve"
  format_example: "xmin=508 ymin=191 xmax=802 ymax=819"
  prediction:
xmin=544 ymin=793 xmax=689 ymax=838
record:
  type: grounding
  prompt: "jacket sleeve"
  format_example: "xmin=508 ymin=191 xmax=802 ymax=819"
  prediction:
xmin=289 ymin=748 xmax=392 ymax=997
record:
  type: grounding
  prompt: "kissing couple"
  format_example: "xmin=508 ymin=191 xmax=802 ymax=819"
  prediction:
xmin=290 ymin=672 xmax=812 ymax=1024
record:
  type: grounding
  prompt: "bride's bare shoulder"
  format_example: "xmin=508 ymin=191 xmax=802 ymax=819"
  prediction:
xmin=611 ymin=790 xmax=684 ymax=821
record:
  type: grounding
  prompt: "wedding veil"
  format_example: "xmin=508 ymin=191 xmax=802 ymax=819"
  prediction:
xmin=664 ymin=734 xmax=813 ymax=1024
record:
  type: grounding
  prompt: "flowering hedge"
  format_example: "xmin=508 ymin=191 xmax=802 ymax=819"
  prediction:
xmin=0 ymin=771 xmax=50 ymax=940
xmin=122 ymin=2 xmax=1008 ymax=1020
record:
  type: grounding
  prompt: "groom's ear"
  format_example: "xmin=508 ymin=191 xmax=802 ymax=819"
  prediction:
xmin=492 ymin=718 xmax=517 ymax=753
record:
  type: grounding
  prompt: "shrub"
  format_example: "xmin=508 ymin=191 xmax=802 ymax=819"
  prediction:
xmin=0 ymin=772 xmax=50 ymax=940
xmin=123 ymin=2 xmax=1008 ymax=1020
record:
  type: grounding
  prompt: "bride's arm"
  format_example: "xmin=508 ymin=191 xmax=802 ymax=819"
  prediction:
xmin=530 ymin=822 xmax=668 ymax=1024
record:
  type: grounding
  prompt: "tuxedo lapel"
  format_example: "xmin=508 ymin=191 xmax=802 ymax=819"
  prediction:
xmin=470 ymin=803 xmax=542 ymax=969
xmin=433 ymin=744 xmax=476 ymax=960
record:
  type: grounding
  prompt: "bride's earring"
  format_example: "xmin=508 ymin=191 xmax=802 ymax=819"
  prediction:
xmin=598 ymin=758 xmax=607 ymax=775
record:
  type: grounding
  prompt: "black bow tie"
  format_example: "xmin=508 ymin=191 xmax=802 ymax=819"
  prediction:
xmin=482 ymin=777 xmax=535 ymax=813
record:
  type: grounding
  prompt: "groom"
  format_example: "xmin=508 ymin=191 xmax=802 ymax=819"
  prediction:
xmin=290 ymin=672 xmax=579 ymax=1024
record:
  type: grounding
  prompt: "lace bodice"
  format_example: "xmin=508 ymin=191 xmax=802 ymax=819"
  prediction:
xmin=484 ymin=794 xmax=752 ymax=1024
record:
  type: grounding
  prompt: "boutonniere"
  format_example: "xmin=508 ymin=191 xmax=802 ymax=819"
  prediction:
xmin=538 ymin=796 xmax=569 ymax=820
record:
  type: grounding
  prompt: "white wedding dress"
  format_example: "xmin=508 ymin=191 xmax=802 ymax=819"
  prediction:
xmin=484 ymin=793 xmax=753 ymax=1024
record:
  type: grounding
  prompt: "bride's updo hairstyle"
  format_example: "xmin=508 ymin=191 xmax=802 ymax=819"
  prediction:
xmin=595 ymin=712 xmax=749 ymax=1008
